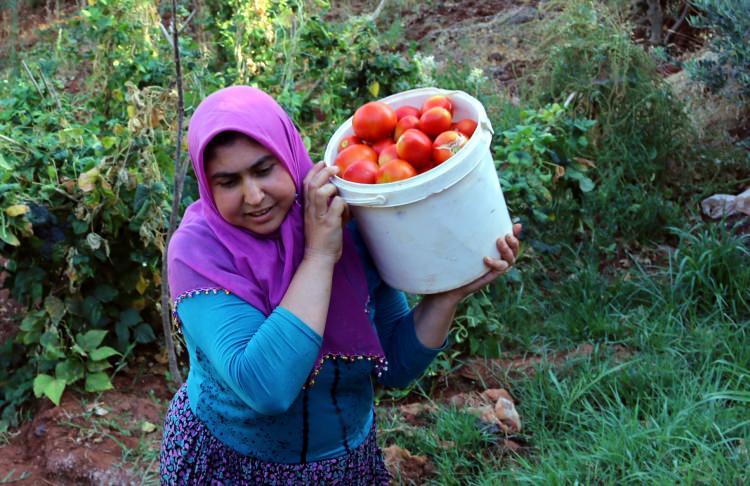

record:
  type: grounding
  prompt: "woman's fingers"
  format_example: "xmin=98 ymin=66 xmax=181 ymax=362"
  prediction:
xmin=506 ymin=233 xmax=520 ymax=256
xmin=484 ymin=256 xmax=509 ymax=273
xmin=305 ymin=163 xmax=339 ymax=217
xmin=328 ymin=196 xmax=346 ymax=219
xmin=314 ymin=183 xmax=338 ymax=217
xmin=497 ymin=237 xmax=516 ymax=266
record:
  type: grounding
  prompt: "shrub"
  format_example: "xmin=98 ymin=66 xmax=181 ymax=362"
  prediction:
xmin=531 ymin=0 xmax=690 ymax=183
xmin=687 ymin=0 xmax=750 ymax=99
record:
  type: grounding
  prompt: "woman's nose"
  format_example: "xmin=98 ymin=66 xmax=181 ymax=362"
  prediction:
xmin=242 ymin=178 xmax=264 ymax=206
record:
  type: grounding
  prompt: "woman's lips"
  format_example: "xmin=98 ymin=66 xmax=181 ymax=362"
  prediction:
xmin=244 ymin=205 xmax=275 ymax=222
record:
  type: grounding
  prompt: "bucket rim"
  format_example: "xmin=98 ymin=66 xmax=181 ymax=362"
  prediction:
xmin=323 ymin=87 xmax=493 ymax=207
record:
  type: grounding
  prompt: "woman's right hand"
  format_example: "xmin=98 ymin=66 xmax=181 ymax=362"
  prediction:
xmin=302 ymin=162 xmax=347 ymax=264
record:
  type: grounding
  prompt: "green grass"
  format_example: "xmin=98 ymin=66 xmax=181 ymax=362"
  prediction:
xmin=379 ymin=223 xmax=750 ymax=484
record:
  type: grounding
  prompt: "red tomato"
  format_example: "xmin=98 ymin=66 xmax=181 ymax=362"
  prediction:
xmin=454 ymin=118 xmax=477 ymax=138
xmin=335 ymin=144 xmax=378 ymax=173
xmin=370 ymin=138 xmax=394 ymax=155
xmin=352 ymin=101 xmax=397 ymax=142
xmin=376 ymin=159 xmax=417 ymax=183
xmin=378 ymin=144 xmax=399 ymax=166
xmin=342 ymin=159 xmax=378 ymax=184
xmin=419 ymin=107 xmax=453 ymax=138
xmin=432 ymin=130 xmax=467 ymax=164
xmin=422 ymin=95 xmax=453 ymax=115
xmin=418 ymin=163 xmax=437 ymax=174
xmin=338 ymin=135 xmax=361 ymax=152
xmin=395 ymin=105 xmax=421 ymax=120
xmin=394 ymin=115 xmax=420 ymax=141
xmin=396 ymin=128 xmax=433 ymax=170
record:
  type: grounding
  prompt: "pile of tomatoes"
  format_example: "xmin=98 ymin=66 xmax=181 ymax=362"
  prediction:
xmin=334 ymin=95 xmax=478 ymax=184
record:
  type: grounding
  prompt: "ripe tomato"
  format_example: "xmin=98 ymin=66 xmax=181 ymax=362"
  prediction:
xmin=454 ymin=118 xmax=477 ymax=138
xmin=395 ymin=105 xmax=421 ymax=120
xmin=352 ymin=101 xmax=397 ymax=142
xmin=419 ymin=107 xmax=452 ymax=138
xmin=371 ymin=138 xmax=395 ymax=155
xmin=342 ymin=159 xmax=379 ymax=184
xmin=378 ymin=144 xmax=399 ymax=166
xmin=422 ymin=95 xmax=452 ymax=115
xmin=394 ymin=115 xmax=420 ymax=141
xmin=338 ymin=135 xmax=361 ymax=152
xmin=396 ymin=128 xmax=433 ymax=170
xmin=376 ymin=159 xmax=417 ymax=183
xmin=335 ymin=144 xmax=378 ymax=173
xmin=432 ymin=130 xmax=467 ymax=164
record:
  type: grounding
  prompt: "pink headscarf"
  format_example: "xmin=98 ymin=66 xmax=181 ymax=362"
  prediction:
xmin=168 ymin=86 xmax=386 ymax=385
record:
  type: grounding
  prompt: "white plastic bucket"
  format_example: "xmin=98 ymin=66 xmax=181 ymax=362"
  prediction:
xmin=323 ymin=87 xmax=513 ymax=294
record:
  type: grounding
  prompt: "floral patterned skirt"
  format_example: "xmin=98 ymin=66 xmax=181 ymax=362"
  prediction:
xmin=159 ymin=385 xmax=391 ymax=485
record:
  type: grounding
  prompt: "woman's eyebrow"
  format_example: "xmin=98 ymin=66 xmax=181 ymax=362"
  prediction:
xmin=250 ymin=154 xmax=276 ymax=168
xmin=210 ymin=154 xmax=275 ymax=179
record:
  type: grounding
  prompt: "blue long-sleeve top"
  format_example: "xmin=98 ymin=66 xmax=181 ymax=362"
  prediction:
xmin=176 ymin=223 xmax=445 ymax=463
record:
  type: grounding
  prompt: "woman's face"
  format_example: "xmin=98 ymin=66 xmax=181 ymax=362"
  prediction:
xmin=205 ymin=137 xmax=296 ymax=235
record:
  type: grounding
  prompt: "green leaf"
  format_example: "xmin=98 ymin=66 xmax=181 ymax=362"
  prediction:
xmin=33 ymin=374 xmax=66 ymax=406
xmin=44 ymin=295 xmax=66 ymax=325
xmin=19 ymin=311 xmax=45 ymax=332
xmin=0 ymin=224 xmax=20 ymax=246
xmin=119 ymin=308 xmax=141 ymax=327
xmin=93 ymin=285 xmax=118 ymax=303
xmin=76 ymin=329 xmax=108 ymax=353
xmin=55 ymin=359 xmax=85 ymax=385
xmin=578 ymin=176 xmax=595 ymax=192
xmin=85 ymin=372 xmax=113 ymax=392
xmin=86 ymin=360 xmax=112 ymax=372
xmin=0 ymin=152 xmax=11 ymax=170
xmin=89 ymin=346 xmax=120 ymax=362
xmin=33 ymin=374 xmax=53 ymax=398
xmin=134 ymin=323 xmax=156 ymax=343
xmin=82 ymin=296 xmax=104 ymax=325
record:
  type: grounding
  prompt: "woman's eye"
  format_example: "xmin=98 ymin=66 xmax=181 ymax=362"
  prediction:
xmin=256 ymin=164 xmax=273 ymax=176
xmin=218 ymin=179 xmax=237 ymax=188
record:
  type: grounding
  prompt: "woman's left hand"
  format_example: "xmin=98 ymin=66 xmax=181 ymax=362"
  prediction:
xmin=436 ymin=223 xmax=522 ymax=306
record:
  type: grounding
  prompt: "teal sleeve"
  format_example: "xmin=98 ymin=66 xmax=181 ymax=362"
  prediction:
xmin=347 ymin=221 xmax=447 ymax=388
xmin=371 ymin=283 xmax=448 ymax=388
xmin=177 ymin=293 xmax=322 ymax=415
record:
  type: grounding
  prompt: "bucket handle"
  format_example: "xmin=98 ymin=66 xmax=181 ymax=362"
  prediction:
xmin=342 ymin=194 xmax=388 ymax=207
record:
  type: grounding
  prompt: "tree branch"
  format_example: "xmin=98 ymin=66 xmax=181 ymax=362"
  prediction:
xmin=664 ymin=1 xmax=691 ymax=46
xmin=160 ymin=0 xmax=188 ymax=386
xmin=647 ymin=0 xmax=663 ymax=46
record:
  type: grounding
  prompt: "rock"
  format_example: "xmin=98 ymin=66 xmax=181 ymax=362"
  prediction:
xmin=398 ymin=402 xmax=436 ymax=426
xmin=494 ymin=390 xmax=522 ymax=433
xmin=383 ymin=445 xmax=434 ymax=482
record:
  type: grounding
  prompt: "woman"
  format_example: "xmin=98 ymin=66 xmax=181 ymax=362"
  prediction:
xmin=160 ymin=85 xmax=520 ymax=485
